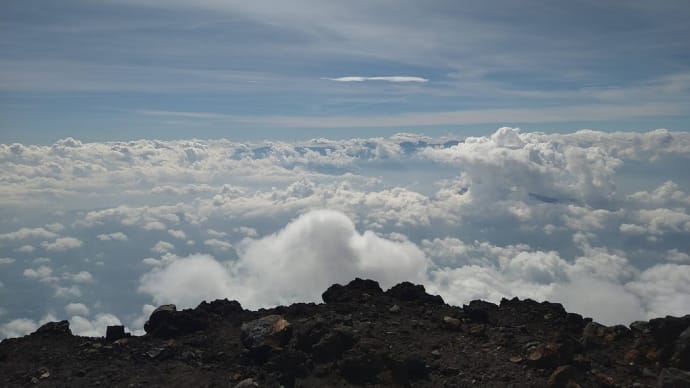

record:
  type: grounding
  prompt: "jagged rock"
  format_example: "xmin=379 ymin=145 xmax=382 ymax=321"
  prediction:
xmin=144 ymin=304 xmax=207 ymax=338
xmin=295 ymin=318 xmax=327 ymax=352
xmin=648 ymin=316 xmax=690 ymax=345
xmin=671 ymin=326 xmax=690 ymax=370
xmin=658 ymin=368 xmax=690 ymax=388
xmin=196 ymin=299 xmax=243 ymax=317
xmin=240 ymin=315 xmax=292 ymax=353
xmin=1 ymin=279 xmax=687 ymax=387
xmin=33 ymin=320 xmax=71 ymax=336
xmin=386 ymin=281 xmax=444 ymax=304
xmin=580 ymin=322 xmax=620 ymax=349
xmin=322 ymin=278 xmax=383 ymax=303
xmin=311 ymin=326 xmax=355 ymax=363
xmin=105 ymin=325 xmax=125 ymax=342
xmin=464 ymin=300 xmax=497 ymax=323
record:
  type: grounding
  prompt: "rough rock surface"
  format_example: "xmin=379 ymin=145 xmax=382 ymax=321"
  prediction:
xmin=0 ymin=278 xmax=688 ymax=387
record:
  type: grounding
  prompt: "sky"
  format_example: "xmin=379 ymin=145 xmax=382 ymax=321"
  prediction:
xmin=2 ymin=0 xmax=690 ymax=143
xmin=1 ymin=1 xmax=690 ymax=338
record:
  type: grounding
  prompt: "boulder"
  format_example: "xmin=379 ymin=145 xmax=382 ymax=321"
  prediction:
xmin=670 ymin=326 xmax=690 ymax=370
xmin=33 ymin=321 xmax=72 ymax=336
xmin=240 ymin=315 xmax=292 ymax=353
xmin=463 ymin=300 xmax=497 ymax=323
xmin=105 ymin=325 xmax=125 ymax=342
xmin=648 ymin=316 xmax=690 ymax=345
xmin=322 ymin=278 xmax=383 ymax=303
xmin=525 ymin=342 xmax=573 ymax=368
xmin=311 ymin=326 xmax=355 ymax=363
xmin=195 ymin=299 xmax=243 ymax=317
xmin=144 ymin=304 xmax=208 ymax=338
xmin=658 ymin=368 xmax=690 ymax=388
xmin=386 ymin=282 xmax=444 ymax=304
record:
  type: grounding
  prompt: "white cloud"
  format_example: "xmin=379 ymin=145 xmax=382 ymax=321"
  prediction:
xmin=0 ymin=258 xmax=15 ymax=265
xmin=15 ymin=245 xmax=35 ymax=253
xmin=69 ymin=313 xmax=122 ymax=337
xmin=62 ymin=271 xmax=94 ymax=284
xmin=167 ymin=229 xmax=187 ymax=239
xmin=0 ymin=314 xmax=57 ymax=339
xmin=41 ymin=237 xmax=83 ymax=252
xmin=97 ymin=232 xmax=128 ymax=241
xmin=666 ymin=249 xmax=690 ymax=263
xmin=325 ymin=76 xmax=428 ymax=83
xmin=0 ymin=227 xmax=58 ymax=241
xmin=45 ymin=223 xmax=65 ymax=233
xmin=54 ymin=285 xmax=82 ymax=298
xmin=65 ymin=302 xmax=90 ymax=316
xmin=0 ymin=318 xmax=38 ymax=339
xmin=234 ymin=226 xmax=258 ymax=238
xmin=203 ymin=238 xmax=233 ymax=252
xmin=23 ymin=265 xmax=56 ymax=282
xmin=140 ymin=210 xmax=428 ymax=309
xmin=151 ymin=240 xmax=175 ymax=254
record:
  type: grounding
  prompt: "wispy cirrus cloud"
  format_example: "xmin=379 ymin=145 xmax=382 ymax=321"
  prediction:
xmin=325 ymin=76 xmax=428 ymax=83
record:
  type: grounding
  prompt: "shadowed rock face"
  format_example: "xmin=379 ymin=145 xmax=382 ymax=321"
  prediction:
xmin=1 ymin=279 xmax=689 ymax=387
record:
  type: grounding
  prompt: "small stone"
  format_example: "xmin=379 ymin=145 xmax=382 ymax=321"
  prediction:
xmin=547 ymin=365 xmax=576 ymax=388
xmin=658 ymin=368 xmax=690 ymax=388
xmin=509 ymin=356 xmax=523 ymax=363
xmin=389 ymin=304 xmax=400 ymax=313
xmin=442 ymin=316 xmax=462 ymax=330
xmin=234 ymin=378 xmax=258 ymax=388
xmin=430 ymin=350 xmax=441 ymax=358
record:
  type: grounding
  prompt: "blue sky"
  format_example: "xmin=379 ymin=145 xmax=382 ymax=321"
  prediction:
xmin=2 ymin=0 xmax=689 ymax=143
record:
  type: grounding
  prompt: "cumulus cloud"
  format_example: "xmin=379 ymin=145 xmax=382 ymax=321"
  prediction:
xmin=3 ymin=128 xmax=690 ymax=327
xmin=65 ymin=303 xmax=90 ymax=316
xmin=151 ymin=241 xmax=175 ymax=254
xmin=41 ymin=237 xmax=83 ymax=252
xmin=62 ymin=271 xmax=94 ymax=284
xmin=203 ymin=238 xmax=233 ymax=252
xmin=139 ymin=210 xmax=428 ymax=309
xmin=69 ymin=313 xmax=122 ymax=337
xmin=325 ymin=76 xmax=428 ymax=83
xmin=97 ymin=232 xmax=128 ymax=241
xmin=167 ymin=229 xmax=187 ymax=239
xmin=0 ymin=258 xmax=15 ymax=265
xmin=23 ymin=265 xmax=56 ymax=282
xmin=0 ymin=314 xmax=57 ymax=339
xmin=0 ymin=227 xmax=57 ymax=241
xmin=15 ymin=245 xmax=35 ymax=253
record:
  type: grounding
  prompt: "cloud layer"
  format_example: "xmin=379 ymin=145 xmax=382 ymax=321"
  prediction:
xmin=1 ymin=127 xmax=690 ymax=338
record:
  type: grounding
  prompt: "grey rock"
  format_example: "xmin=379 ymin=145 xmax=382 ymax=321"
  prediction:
xmin=240 ymin=315 xmax=292 ymax=352
xmin=658 ymin=368 xmax=690 ymax=388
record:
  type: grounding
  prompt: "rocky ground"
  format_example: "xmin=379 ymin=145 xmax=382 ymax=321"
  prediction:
xmin=1 ymin=279 xmax=689 ymax=387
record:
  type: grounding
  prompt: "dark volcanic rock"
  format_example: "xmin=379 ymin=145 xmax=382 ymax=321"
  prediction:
xmin=144 ymin=304 xmax=208 ymax=338
xmin=33 ymin=320 xmax=72 ymax=336
xmin=386 ymin=281 xmax=444 ymax=304
xmin=1 ymin=279 xmax=688 ymax=388
xmin=105 ymin=325 xmax=125 ymax=342
xmin=196 ymin=298 xmax=243 ymax=317
xmin=240 ymin=315 xmax=292 ymax=354
xmin=322 ymin=278 xmax=383 ymax=303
